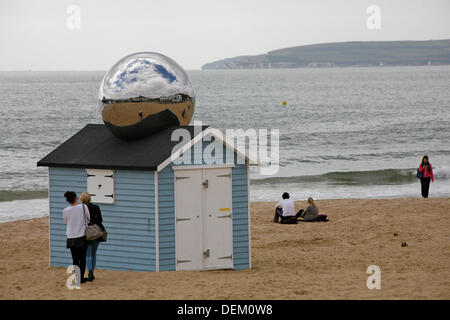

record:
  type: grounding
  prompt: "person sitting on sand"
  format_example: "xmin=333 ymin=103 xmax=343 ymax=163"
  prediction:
xmin=300 ymin=197 xmax=328 ymax=222
xmin=274 ymin=192 xmax=303 ymax=224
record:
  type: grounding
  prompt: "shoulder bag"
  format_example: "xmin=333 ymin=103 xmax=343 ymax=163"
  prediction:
xmin=82 ymin=204 xmax=104 ymax=241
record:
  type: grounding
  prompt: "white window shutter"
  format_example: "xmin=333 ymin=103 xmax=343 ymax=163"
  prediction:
xmin=86 ymin=169 xmax=114 ymax=204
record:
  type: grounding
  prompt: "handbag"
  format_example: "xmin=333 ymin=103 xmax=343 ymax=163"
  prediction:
xmin=101 ymin=229 xmax=108 ymax=242
xmin=82 ymin=204 xmax=104 ymax=241
xmin=416 ymin=168 xmax=424 ymax=179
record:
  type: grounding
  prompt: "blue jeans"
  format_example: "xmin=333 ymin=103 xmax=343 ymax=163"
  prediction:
xmin=86 ymin=241 xmax=99 ymax=272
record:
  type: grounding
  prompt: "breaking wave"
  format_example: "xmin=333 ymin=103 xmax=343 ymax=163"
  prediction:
xmin=252 ymin=167 xmax=450 ymax=187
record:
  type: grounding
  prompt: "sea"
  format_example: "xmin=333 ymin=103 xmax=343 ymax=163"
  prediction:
xmin=1 ymin=66 xmax=449 ymax=222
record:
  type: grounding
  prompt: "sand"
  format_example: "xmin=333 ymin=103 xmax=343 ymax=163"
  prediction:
xmin=1 ymin=198 xmax=449 ymax=300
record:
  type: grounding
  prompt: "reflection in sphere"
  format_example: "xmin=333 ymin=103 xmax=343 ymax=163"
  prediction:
xmin=99 ymin=52 xmax=195 ymax=140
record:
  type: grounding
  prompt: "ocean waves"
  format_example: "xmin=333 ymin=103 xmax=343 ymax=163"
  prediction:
xmin=252 ymin=167 xmax=450 ymax=187
xmin=0 ymin=189 xmax=48 ymax=202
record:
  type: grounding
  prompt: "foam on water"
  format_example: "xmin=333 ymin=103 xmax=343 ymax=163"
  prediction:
xmin=0 ymin=198 xmax=48 ymax=223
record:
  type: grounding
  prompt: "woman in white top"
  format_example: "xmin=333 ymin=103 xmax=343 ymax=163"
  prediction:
xmin=63 ymin=191 xmax=90 ymax=284
xmin=274 ymin=192 xmax=303 ymax=224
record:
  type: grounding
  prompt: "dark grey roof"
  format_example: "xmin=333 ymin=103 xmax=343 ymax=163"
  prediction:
xmin=37 ymin=124 xmax=209 ymax=171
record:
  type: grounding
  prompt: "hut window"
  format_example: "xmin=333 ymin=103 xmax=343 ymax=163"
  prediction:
xmin=86 ymin=169 xmax=115 ymax=204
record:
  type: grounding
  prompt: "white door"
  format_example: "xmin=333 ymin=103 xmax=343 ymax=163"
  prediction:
xmin=174 ymin=169 xmax=203 ymax=271
xmin=204 ymin=168 xmax=233 ymax=270
xmin=174 ymin=167 xmax=233 ymax=271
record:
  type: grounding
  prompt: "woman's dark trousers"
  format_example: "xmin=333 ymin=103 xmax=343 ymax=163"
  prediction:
xmin=421 ymin=177 xmax=431 ymax=198
xmin=70 ymin=246 xmax=88 ymax=279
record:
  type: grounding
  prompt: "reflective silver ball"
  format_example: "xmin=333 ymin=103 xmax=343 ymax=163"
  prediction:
xmin=99 ymin=52 xmax=195 ymax=140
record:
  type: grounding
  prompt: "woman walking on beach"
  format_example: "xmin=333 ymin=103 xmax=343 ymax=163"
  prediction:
xmin=300 ymin=197 xmax=328 ymax=222
xmin=80 ymin=192 xmax=105 ymax=282
xmin=418 ymin=155 xmax=434 ymax=198
xmin=63 ymin=191 xmax=89 ymax=283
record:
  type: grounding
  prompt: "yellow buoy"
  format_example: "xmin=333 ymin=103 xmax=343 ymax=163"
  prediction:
xmin=282 ymin=100 xmax=287 ymax=106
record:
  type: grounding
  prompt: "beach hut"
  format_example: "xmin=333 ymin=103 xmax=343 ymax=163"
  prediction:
xmin=37 ymin=124 xmax=255 ymax=272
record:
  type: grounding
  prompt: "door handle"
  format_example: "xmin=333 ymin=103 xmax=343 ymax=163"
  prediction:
xmin=177 ymin=259 xmax=192 ymax=264
xmin=203 ymin=249 xmax=210 ymax=258
xmin=216 ymin=173 xmax=231 ymax=178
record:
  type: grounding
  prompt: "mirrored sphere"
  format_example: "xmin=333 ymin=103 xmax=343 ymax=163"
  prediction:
xmin=99 ymin=52 xmax=195 ymax=140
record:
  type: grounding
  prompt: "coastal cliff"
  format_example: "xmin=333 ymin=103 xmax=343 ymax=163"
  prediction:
xmin=202 ymin=39 xmax=450 ymax=69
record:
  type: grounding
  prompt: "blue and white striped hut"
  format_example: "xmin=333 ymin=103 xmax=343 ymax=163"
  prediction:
xmin=37 ymin=124 xmax=256 ymax=272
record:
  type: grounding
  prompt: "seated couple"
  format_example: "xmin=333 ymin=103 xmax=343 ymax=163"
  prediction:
xmin=274 ymin=192 xmax=328 ymax=224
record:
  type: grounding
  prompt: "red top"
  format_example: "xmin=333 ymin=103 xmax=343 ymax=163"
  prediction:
xmin=419 ymin=163 xmax=434 ymax=182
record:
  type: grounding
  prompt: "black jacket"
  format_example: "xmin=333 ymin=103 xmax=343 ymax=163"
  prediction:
xmin=86 ymin=202 xmax=105 ymax=232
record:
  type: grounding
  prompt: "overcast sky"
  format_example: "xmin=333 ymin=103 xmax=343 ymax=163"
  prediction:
xmin=1 ymin=0 xmax=449 ymax=70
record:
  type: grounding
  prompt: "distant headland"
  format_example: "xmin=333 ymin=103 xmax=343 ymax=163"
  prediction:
xmin=201 ymin=39 xmax=450 ymax=69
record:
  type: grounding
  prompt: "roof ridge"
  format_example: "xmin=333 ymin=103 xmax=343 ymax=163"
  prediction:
xmin=83 ymin=123 xmax=209 ymax=129
xmin=85 ymin=123 xmax=105 ymax=127
xmin=37 ymin=124 xmax=213 ymax=171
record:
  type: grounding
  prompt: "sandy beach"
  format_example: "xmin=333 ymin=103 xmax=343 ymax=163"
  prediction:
xmin=1 ymin=198 xmax=449 ymax=300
